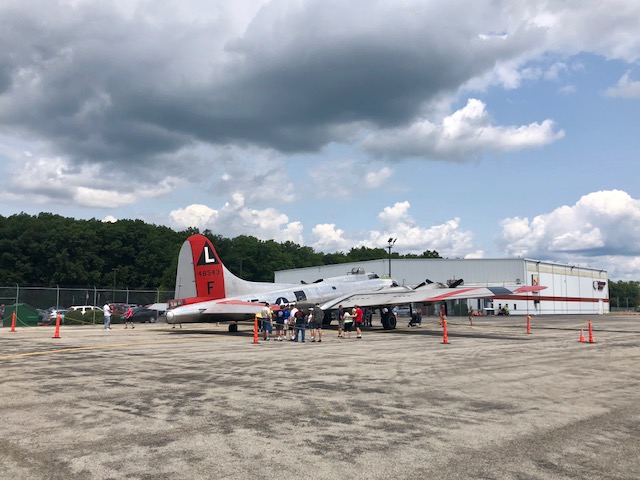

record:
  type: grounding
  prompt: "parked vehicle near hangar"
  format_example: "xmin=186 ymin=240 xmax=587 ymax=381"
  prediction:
xmin=129 ymin=307 xmax=159 ymax=323
xmin=69 ymin=305 xmax=102 ymax=315
xmin=112 ymin=303 xmax=137 ymax=315
xmin=42 ymin=307 xmax=68 ymax=324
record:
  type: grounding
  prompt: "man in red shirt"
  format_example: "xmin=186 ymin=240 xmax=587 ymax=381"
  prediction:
xmin=354 ymin=305 xmax=363 ymax=339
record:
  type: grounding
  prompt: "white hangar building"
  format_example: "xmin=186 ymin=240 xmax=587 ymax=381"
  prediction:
xmin=275 ymin=258 xmax=609 ymax=316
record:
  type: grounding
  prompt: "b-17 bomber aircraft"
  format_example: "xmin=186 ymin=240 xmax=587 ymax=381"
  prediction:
xmin=166 ymin=234 xmax=546 ymax=331
xmin=165 ymin=234 xmax=395 ymax=330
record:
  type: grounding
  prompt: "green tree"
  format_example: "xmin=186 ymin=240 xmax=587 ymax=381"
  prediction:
xmin=609 ymin=280 xmax=640 ymax=310
xmin=0 ymin=212 xmax=443 ymax=289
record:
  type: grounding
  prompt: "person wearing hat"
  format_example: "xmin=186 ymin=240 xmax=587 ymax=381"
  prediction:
xmin=261 ymin=303 xmax=272 ymax=340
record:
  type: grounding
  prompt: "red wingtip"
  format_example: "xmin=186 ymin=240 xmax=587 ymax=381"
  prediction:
xmin=513 ymin=285 xmax=547 ymax=293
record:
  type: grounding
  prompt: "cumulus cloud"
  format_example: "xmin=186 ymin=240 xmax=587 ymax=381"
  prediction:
xmin=498 ymin=190 xmax=640 ymax=278
xmin=309 ymin=160 xmax=395 ymax=198
xmin=311 ymin=200 xmax=478 ymax=258
xmin=205 ymin=147 xmax=297 ymax=204
xmin=605 ymin=71 xmax=640 ymax=98
xmin=2 ymin=0 xmax=619 ymax=170
xmin=170 ymin=194 xmax=303 ymax=243
xmin=170 ymin=204 xmax=218 ymax=230
xmin=362 ymin=99 xmax=565 ymax=161
xmin=0 ymin=150 xmax=178 ymax=208
xmin=0 ymin=0 xmax=638 ymax=209
xmin=1 ymin=0 xmax=639 ymax=280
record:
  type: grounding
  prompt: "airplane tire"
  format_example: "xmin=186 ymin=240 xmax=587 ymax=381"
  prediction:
xmin=228 ymin=324 xmax=238 ymax=333
xmin=322 ymin=311 xmax=332 ymax=328
xmin=381 ymin=310 xmax=397 ymax=330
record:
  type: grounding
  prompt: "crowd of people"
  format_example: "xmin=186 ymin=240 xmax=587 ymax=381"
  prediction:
xmin=258 ymin=303 xmax=365 ymax=342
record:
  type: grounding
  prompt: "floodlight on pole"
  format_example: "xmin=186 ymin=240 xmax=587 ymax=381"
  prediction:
xmin=387 ymin=238 xmax=397 ymax=277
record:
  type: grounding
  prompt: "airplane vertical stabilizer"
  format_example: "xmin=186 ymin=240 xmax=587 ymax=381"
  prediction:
xmin=174 ymin=235 xmax=227 ymax=300
xmin=173 ymin=234 xmax=298 ymax=301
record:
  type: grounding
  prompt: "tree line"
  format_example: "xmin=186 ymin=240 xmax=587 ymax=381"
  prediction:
xmin=0 ymin=213 xmax=441 ymax=290
xmin=609 ymin=280 xmax=640 ymax=310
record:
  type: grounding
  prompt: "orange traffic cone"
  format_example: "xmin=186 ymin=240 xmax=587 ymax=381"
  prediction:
xmin=526 ymin=315 xmax=531 ymax=335
xmin=579 ymin=329 xmax=585 ymax=343
xmin=53 ymin=313 xmax=61 ymax=339
xmin=252 ymin=315 xmax=259 ymax=344
xmin=588 ymin=320 xmax=595 ymax=344
xmin=10 ymin=311 xmax=16 ymax=332
xmin=442 ymin=317 xmax=449 ymax=344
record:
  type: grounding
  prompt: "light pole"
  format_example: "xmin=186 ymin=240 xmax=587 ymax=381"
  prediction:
xmin=387 ymin=238 xmax=397 ymax=278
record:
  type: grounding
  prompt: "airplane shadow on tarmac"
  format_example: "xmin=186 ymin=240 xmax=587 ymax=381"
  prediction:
xmin=375 ymin=327 xmax=530 ymax=342
xmin=160 ymin=323 xmax=534 ymax=341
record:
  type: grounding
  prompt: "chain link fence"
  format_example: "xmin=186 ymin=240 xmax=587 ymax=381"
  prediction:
xmin=1 ymin=285 xmax=174 ymax=327
xmin=609 ymin=298 xmax=639 ymax=312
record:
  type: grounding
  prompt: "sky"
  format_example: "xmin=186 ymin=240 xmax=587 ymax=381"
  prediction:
xmin=1 ymin=0 xmax=639 ymax=280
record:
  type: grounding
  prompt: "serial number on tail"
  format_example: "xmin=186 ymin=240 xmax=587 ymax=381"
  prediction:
xmin=197 ymin=270 xmax=221 ymax=277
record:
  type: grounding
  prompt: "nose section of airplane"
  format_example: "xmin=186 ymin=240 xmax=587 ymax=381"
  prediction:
xmin=166 ymin=310 xmax=174 ymax=323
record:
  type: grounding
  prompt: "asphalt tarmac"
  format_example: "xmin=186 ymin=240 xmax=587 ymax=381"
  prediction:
xmin=1 ymin=314 xmax=639 ymax=480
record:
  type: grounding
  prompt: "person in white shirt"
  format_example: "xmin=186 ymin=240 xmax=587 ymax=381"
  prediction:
xmin=103 ymin=303 xmax=112 ymax=330
xmin=289 ymin=304 xmax=298 ymax=341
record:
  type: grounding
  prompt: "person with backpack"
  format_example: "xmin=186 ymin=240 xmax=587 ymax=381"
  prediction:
xmin=293 ymin=307 xmax=306 ymax=342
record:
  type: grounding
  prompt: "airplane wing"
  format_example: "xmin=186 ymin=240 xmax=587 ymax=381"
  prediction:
xmin=320 ymin=285 xmax=546 ymax=310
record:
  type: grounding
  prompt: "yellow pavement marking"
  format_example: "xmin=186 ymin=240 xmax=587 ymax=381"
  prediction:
xmin=0 ymin=337 xmax=210 ymax=360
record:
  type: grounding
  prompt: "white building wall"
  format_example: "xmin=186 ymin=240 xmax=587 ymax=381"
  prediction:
xmin=275 ymin=258 xmax=609 ymax=316
xmin=526 ymin=261 xmax=609 ymax=315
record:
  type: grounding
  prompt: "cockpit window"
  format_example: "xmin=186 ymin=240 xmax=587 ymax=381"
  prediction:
xmin=368 ymin=274 xmax=379 ymax=279
xmin=167 ymin=299 xmax=186 ymax=309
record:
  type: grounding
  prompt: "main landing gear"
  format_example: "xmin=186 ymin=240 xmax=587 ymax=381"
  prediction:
xmin=381 ymin=307 xmax=397 ymax=330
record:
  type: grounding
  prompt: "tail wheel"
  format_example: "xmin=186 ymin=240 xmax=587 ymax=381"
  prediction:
xmin=228 ymin=323 xmax=238 ymax=333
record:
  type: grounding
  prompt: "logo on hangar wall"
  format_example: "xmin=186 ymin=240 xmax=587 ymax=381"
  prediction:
xmin=593 ymin=281 xmax=606 ymax=291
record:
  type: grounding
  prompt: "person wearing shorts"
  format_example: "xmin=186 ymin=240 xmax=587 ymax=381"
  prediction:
xmin=354 ymin=304 xmax=363 ymax=338
xmin=343 ymin=309 xmax=354 ymax=338
xmin=288 ymin=304 xmax=298 ymax=341
xmin=275 ymin=304 xmax=285 ymax=340
xmin=337 ymin=305 xmax=345 ymax=338
xmin=311 ymin=303 xmax=324 ymax=342
xmin=261 ymin=303 xmax=272 ymax=340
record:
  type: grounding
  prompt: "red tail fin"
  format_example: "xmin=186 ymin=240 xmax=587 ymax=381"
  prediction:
xmin=175 ymin=234 xmax=227 ymax=300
